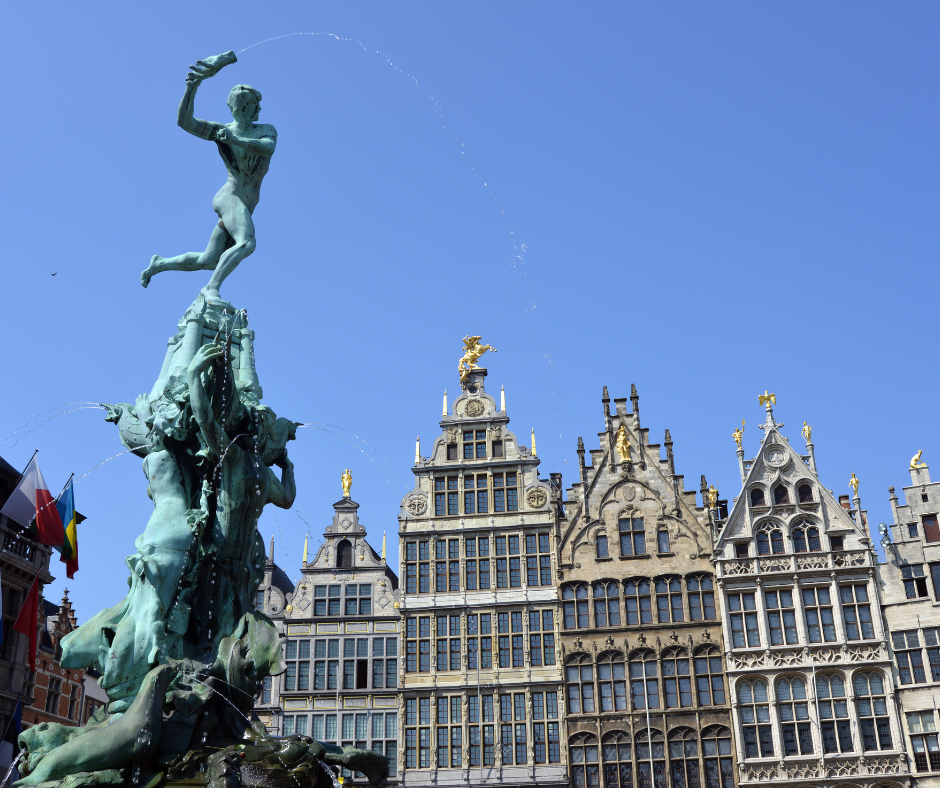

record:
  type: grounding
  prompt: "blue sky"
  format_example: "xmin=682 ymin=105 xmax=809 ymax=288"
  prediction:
xmin=1 ymin=2 xmax=938 ymax=622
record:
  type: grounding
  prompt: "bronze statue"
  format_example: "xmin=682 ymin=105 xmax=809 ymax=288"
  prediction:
xmin=141 ymin=52 xmax=277 ymax=299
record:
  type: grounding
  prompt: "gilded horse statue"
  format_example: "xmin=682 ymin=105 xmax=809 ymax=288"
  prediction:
xmin=458 ymin=335 xmax=497 ymax=386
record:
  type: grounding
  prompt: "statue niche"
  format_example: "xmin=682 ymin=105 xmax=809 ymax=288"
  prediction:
xmin=336 ymin=539 xmax=353 ymax=569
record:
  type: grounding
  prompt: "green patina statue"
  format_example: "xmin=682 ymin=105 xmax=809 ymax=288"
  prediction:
xmin=14 ymin=53 xmax=388 ymax=788
xmin=140 ymin=52 xmax=276 ymax=300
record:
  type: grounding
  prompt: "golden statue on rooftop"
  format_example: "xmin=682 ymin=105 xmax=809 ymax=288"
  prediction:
xmin=732 ymin=420 xmax=745 ymax=449
xmin=802 ymin=422 xmax=812 ymax=443
xmin=615 ymin=424 xmax=631 ymax=462
xmin=911 ymin=450 xmax=927 ymax=470
xmin=848 ymin=473 xmax=859 ymax=496
xmin=341 ymin=468 xmax=352 ymax=498
xmin=458 ymin=335 xmax=497 ymax=387
xmin=759 ymin=391 xmax=776 ymax=407
xmin=707 ymin=485 xmax=719 ymax=509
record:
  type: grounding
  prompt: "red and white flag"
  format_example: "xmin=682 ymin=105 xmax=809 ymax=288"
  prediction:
xmin=0 ymin=456 xmax=64 ymax=545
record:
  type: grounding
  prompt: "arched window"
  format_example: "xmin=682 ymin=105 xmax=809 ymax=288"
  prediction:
xmin=629 ymin=650 xmax=659 ymax=710
xmin=756 ymin=525 xmax=784 ymax=556
xmin=336 ymin=539 xmax=352 ymax=569
xmin=817 ymin=674 xmax=851 ymax=753
xmin=798 ymin=483 xmax=813 ymax=503
xmin=596 ymin=533 xmax=609 ymax=559
xmin=597 ymin=652 xmax=627 ymax=712
xmin=687 ymin=575 xmax=716 ymax=620
xmin=792 ymin=522 xmax=822 ymax=553
xmin=569 ymin=732 xmax=599 ymax=788
xmin=738 ymin=680 xmax=773 ymax=758
xmin=593 ymin=582 xmax=621 ymax=627
xmin=624 ymin=579 xmax=652 ymax=625
xmin=701 ymin=726 xmax=734 ymax=788
xmin=750 ymin=488 xmax=766 ymax=507
xmin=662 ymin=648 xmax=692 ymax=708
xmin=694 ymin=647 xmax=725 ymax=706
xmin=634 ymin=730 xmax=665 ymax=788
xmin=668 ymin=728 xmax=700 ymax=788
xmin=601 ymin=731 xmax=632 ymax=788
xmin=777 ymin=677 xmax=812 ymax=755
xmin=854 ymin=671 xmax=892 ymax=751
xmin=655 ymin=577 xmax=683 ymax=623
xmin=563 ymin=584 xmax=590 ymax=629
xmin=773 ymin=485 xmax=790 ymax=504
xmin=566 ymin=655 xmax=595 ymax=713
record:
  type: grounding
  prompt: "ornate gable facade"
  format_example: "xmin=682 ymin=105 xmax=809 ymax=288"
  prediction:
xmin=398 ymin=364 xmax=566 ymax=788
xmin=558 ymin=385 xmax=734 ymax=788
xmin=714 ymin=396 xmax=908 ymax=788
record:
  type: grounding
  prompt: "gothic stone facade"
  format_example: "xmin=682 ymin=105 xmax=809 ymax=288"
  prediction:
xmin=878 ymin=458 xmax=940 ymax=785
xmin=258 ymin=496 xmax=401 ymax=784
xmin=398 ymin=367 xmax=566 ymax=788
xmin=714 ymin=400 xmax=908 ymax=788
xmin=558 ymin=385 xmax=735 ymax=788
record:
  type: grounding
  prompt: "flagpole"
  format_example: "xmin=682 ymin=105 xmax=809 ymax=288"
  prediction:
xmin=54 ymin=474 xmax=74 ymax=502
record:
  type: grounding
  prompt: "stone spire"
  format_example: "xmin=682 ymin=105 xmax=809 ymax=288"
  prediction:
xmin=442 ymin=390 xmax=448 ymax=417
xmin=414 ymin=436 xmax=421 ymax=465
xmin=500 ymin=385 xmax=506 ymax=412
xmin=531 ymin=428 xmax=537 ymax=458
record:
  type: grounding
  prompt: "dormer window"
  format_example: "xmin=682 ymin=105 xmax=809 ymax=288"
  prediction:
xmin=798 ymin=484 xmax=813 ymax=503
xmin=464 ymin=430 xmax=487 ymax=459
xmin=750 ymin=489 xmax=766 ymax=507
xmin=774 ymin=486 xmax=790 ymax=505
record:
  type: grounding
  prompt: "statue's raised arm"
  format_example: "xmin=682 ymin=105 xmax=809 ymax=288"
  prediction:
xmin=177 ymin=51 xmax=237 ymax=140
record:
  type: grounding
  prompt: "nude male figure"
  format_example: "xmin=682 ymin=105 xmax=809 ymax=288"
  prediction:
xmin=141 ymin=52 xmax=277 ymax=299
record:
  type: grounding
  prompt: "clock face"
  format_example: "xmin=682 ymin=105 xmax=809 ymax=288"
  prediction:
xmin=767 ymin=449 xmax=786 ymax=468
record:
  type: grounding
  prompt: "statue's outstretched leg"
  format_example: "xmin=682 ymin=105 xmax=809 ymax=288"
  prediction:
xmin=201 ymin=200 xmax=255 ymax=299
xmin=141 ymin=224 xmax=231 ymax=288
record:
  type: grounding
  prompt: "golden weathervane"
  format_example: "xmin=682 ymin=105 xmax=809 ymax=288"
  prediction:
xmin=458 ymin=335 xmax=497 ymax=387
xmin=759 ymin=391 xmax=776 ymax=407
xmin=341 ymin=469 xmax=352 ymax=498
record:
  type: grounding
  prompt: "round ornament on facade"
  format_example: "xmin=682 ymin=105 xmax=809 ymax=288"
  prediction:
xmin=766 ymin=448 xmax=788 ymax=468
xmin=526 ymin=487 xmax=548 ymax=508
xmin=465 ymin=399 xmax=485 ymax=417
xmin=405 ymin=494 xmax=428 ymax=516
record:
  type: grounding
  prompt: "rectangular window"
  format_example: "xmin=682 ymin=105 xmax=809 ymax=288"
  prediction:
xmin=931 ymin=565 xmax=940 ymax=601
xmin=493 ymin=474 xmax=505 ymax=512
xmin=840 ymin=584 xmax=874 ymax=640
xmin=803 ymin=587 xmax=837 ymax=642
xmin=925 ymin=515 xmax=940 ymax=543
xmin=497 ymin=558 xmax=507 ymax=588
xmin=506 ymin=474 xmax=518 ymax=511
xmin=924 ymin=628 xmax=940 ymax=680
xmin=766 ymin=589 xmax=798 ymax=645
xmin=728 ymin=592 xmax=759 ymax=648
xmin=904 ymin=564 xmax=930 ymax=599
xmin=894 ymin=630 xmax=926 ymax=684
xmin=618 ymin=517 xmax=646 ymax=556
